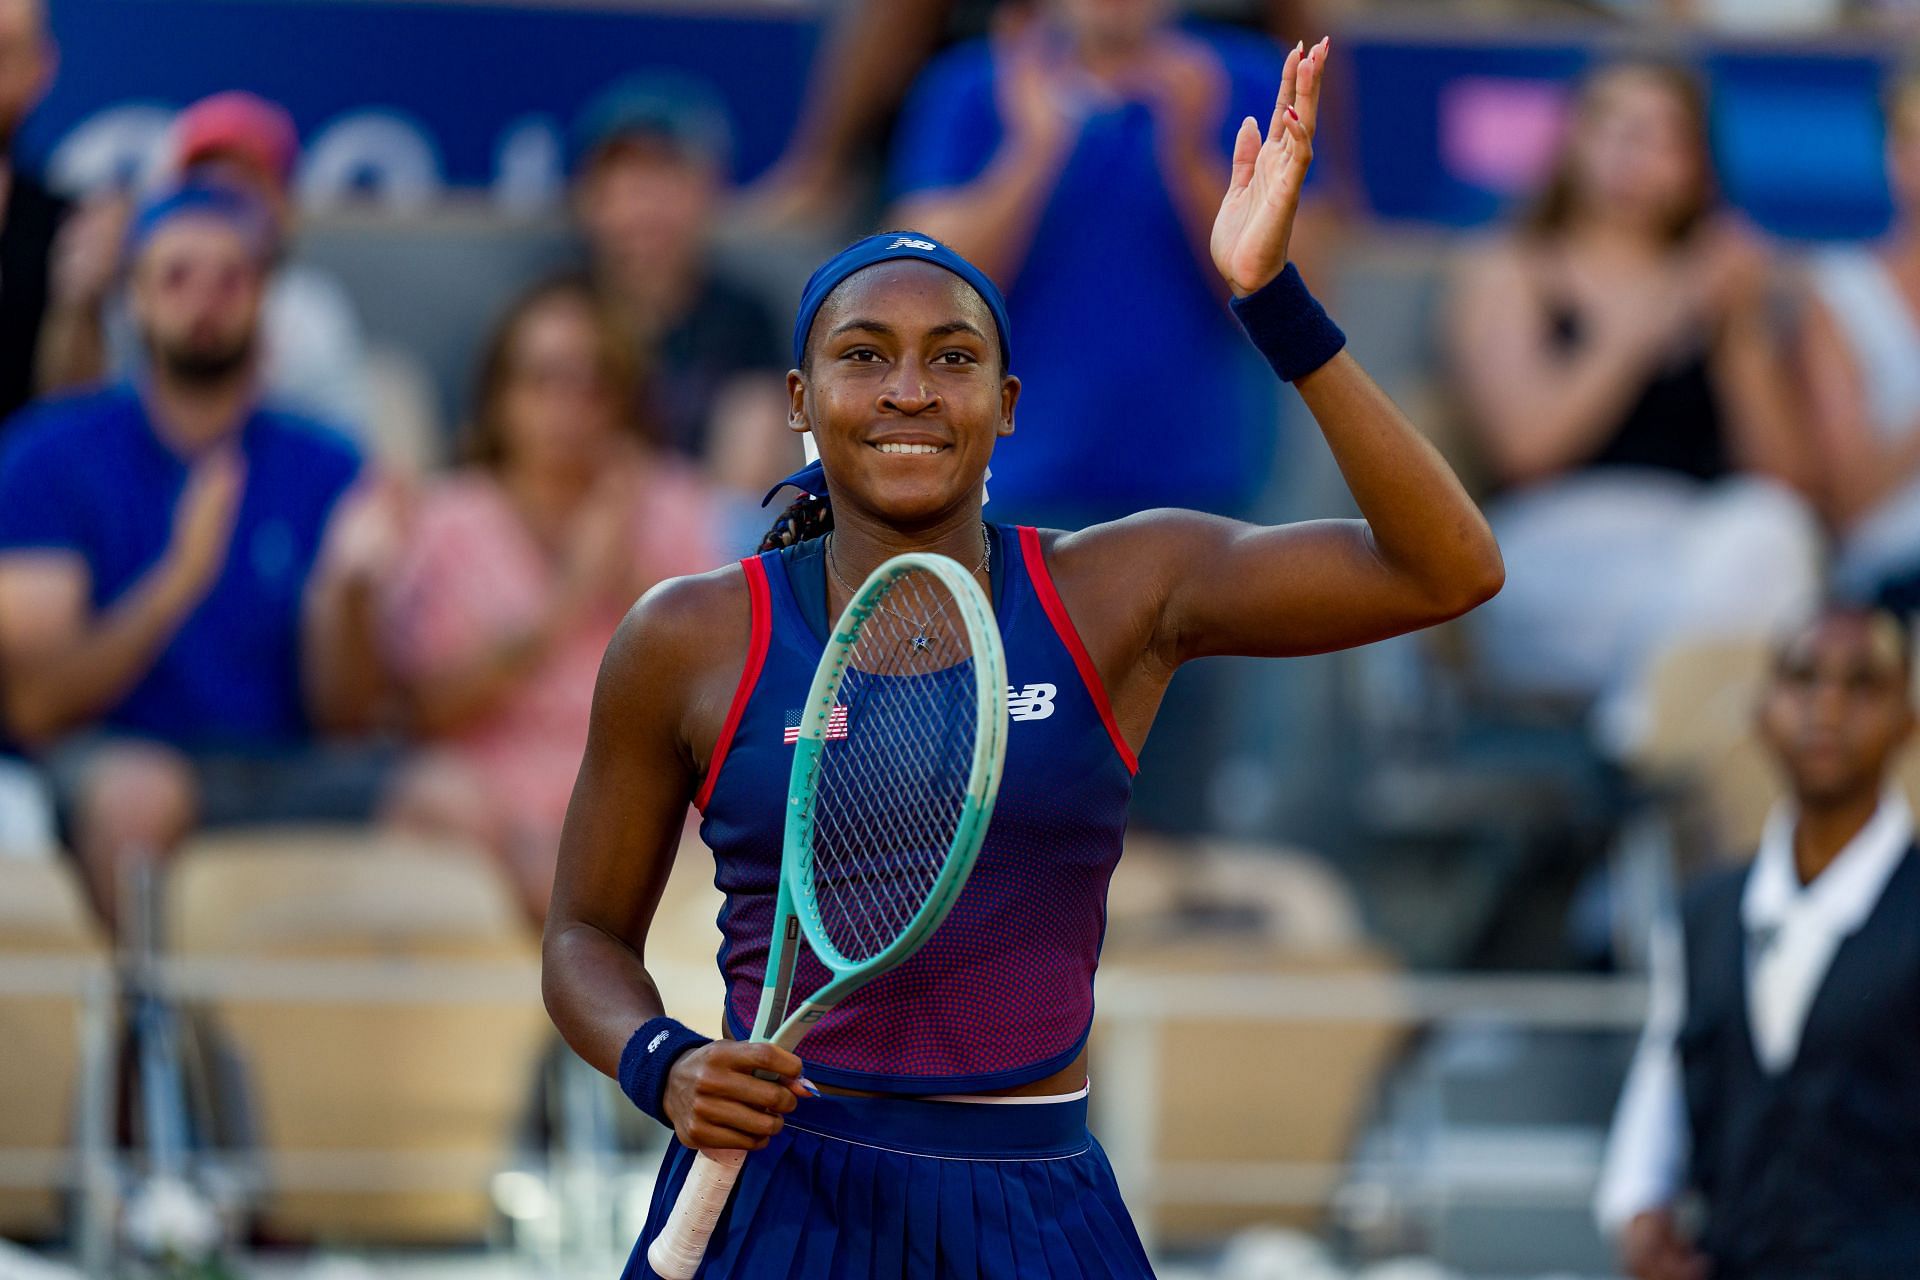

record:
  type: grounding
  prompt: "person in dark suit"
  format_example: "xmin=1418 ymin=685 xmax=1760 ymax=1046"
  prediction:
xmin=1597 ymin=604 xmax=1920 ymax=1279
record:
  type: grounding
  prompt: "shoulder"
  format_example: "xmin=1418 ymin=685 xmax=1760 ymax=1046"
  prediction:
xmin=270 ymin=263 xmax=360 ymax=319
xmin=0 ymin=386 xmax=138 ymax=467
xmin=902 ymin=37 xmax=998 ymax=120
xmin=602 ymin=560 xmax=755 ymax=693
xmin=253 ymin=409 xmax=363 ymax=474
xmin=919 ymin=37 xmax=996 ymax=92
xmin=1449 ymin=232 xmax=1537 ymax=292
xmin=1045 ymin=508 xmax=1234 ymax=573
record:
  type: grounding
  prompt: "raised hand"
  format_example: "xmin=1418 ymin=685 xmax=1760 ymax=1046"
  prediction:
xmin=1211 ymin=38 xmax=1327 ymax=298
xmin=165 ymin=447 xmax=247 ymax=602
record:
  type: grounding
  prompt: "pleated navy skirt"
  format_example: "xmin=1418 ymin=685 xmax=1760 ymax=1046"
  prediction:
xmin=623 ymin=1092 xmax=1156 ymax=1279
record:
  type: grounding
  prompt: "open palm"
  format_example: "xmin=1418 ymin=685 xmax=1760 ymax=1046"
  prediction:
xmin=1212 ymin=38 xmax=1327 ymax=298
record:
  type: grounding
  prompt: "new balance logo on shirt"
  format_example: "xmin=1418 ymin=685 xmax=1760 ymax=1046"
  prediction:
xmin=779 ymin=683 xmax=1058 ymax=742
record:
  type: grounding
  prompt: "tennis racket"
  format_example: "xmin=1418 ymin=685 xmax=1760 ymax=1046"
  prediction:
xmin=647 ymin=549 xmax=1009 ymax=1279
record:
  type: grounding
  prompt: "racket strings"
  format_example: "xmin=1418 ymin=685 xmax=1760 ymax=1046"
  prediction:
xmin=806 ymin=571 xmax=979 ymax=964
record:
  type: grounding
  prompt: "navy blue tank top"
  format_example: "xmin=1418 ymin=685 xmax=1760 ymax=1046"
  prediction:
xmin=694 ymin=524 xmax=1136 ymax=1093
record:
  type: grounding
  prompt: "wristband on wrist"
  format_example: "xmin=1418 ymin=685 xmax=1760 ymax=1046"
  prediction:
xmin=618 ymin=1016 xmax=711 ymax=1127
xmin=1229 ymin=262 xmax=1347 ymax=383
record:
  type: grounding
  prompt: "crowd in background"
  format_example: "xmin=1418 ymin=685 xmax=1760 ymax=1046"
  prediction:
xmin=6 ymin=0 xmax=1920 ymax=1275
xmin=0 ymin=1 xmax=1914 ymax=943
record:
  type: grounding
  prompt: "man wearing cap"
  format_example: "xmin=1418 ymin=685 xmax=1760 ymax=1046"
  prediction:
xmin=41 ymin=91 xmax=372 ymax=440
xmin=570 ymin=74 xmax=793 ymax=548
xmin=0 ymin=181 xmax=394 ymax=929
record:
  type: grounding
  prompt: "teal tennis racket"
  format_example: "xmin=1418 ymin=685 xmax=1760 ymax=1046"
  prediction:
xmin=648 ymin=550 xmax=1008 ymax=1279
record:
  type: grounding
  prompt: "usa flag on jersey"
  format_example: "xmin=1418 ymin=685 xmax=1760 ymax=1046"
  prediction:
xmin=783 ymin=706 xmax=848 ymax=744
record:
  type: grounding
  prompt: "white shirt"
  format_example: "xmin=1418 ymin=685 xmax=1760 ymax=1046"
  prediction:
xmin=1593 ymin=791 xmax=1915 ymax=1236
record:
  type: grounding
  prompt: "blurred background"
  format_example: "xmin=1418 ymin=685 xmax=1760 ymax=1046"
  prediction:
xmin=3 ymin=0 xmax=1919 ymax=1276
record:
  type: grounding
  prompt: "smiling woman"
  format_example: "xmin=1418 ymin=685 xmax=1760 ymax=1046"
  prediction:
xmin=541 ymin=41 xmax=1504 ymax=1280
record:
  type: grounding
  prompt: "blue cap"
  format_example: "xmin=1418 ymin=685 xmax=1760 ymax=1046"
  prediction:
xmin=570 ymin=72 xmax=733 ymax=176
xmin=790 ymin=232 xmax=1012 ymax=371
xmin=125 ymin=181 xmax=275 ymax=263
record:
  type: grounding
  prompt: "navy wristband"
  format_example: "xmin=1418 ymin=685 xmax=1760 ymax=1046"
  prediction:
xmin=618 ymin=1016 xmax=711 ymax=1127
xmin=1229 ymin=262 xmax=1347 ymax=383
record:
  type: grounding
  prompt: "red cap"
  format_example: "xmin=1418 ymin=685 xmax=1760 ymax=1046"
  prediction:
xmin=174 ymin=92 xmax=299 ymax=187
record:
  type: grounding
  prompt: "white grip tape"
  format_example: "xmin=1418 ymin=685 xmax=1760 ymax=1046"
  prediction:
xmin=646 ymin=1147 xmax=748 ymax=1279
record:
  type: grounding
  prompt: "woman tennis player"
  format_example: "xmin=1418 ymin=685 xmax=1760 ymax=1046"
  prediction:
xmin=545 ymin=40 xmax=1503 ymax=1278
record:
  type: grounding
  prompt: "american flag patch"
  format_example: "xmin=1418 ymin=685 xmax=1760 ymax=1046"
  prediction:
xmin=783 ymin=706 xmax=849 ymax=744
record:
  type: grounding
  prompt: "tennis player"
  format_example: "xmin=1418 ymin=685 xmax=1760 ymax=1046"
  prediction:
xmin=545 ymin=40 xmax=1503 ymax=1277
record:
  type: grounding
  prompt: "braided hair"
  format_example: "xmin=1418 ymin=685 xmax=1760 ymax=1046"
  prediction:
xmin=758 ymin=492 xmax=833 ymax=552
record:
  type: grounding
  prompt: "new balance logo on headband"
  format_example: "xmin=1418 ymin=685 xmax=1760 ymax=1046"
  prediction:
xmin=888 ymin=237 xmax=938 ymax=252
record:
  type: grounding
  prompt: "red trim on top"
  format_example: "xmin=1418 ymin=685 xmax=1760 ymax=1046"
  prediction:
xmin=1016 ymin=525 xmax=1139 ymax=776
xmin=695 ymin=556 xmax=772 ymax=812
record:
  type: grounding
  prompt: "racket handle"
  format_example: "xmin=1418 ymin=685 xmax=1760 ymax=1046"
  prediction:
xmin=646 ymin=1147 xmax=748 ymax=1279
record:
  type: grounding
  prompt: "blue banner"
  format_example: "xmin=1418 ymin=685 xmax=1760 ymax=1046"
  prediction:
xmin=24 ymin=0 xmax=819 ymax=209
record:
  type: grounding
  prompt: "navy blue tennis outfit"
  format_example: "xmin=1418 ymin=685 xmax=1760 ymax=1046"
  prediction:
xmin=627 ymin=525 xmax=1155 ymax=1278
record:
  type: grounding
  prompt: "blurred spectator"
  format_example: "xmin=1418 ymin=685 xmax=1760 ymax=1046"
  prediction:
xmin=1802 ymin=69 xmax=1920 ymax=605
xmin=1445 ymin=60 xmax=1819 ymax=751
xmin=41 ymin=91 xmax=374 ymax=439
xmin=570 ymin=73 xmax=795 ymax=550
xmin=742 ymin=0 xmax=1321 ymax=226
xmin=1596 ymin=606 xmax=1920 ymax=1278
xmin=374 ymin=277 xmax=719 ymax=922
xmin=888 ymin=0 xmax=1290 ymax=527
xmin=0 ymin=0 xmax=66 ymax=431
xmin=0 ymin=182 xmax=390 ymax=926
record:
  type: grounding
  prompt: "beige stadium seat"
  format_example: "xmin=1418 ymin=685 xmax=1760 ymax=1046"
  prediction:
xmin=0 ymin=859 xmax=110 ymax=1238
xmin=166 ymin=828 xmax=549 ymax=1244
xmin=1101 ymin=836 xmax=1405 ymax=1240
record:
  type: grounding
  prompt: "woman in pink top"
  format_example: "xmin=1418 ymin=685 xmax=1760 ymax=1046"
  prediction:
xmin=378 ymin=276 xmax=720 ymax=920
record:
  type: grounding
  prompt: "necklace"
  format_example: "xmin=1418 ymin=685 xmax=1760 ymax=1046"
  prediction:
xmin=826 ymin=526 xmax=990 ymax=652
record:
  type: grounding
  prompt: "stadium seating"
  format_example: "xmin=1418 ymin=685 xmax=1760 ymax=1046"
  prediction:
xmin=164 ymin=828 xmax=550 ymax=1244
xmin=0 ymin=859 xmax=111 ymax=1239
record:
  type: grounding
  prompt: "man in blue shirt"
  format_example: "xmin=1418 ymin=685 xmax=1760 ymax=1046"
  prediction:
xmin=0 ymin=182 xmax=392 ymax=926
xmin=889 ymin=0 xmax=1292 ymax=528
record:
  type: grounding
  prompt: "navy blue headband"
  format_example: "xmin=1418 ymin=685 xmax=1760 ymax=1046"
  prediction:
xmin=790 ymin=232 xmax=1012 ymax=371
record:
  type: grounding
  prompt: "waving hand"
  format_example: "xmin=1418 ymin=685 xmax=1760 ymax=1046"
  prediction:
xmin=1211 ymin=38 xmax=1327 ymax=298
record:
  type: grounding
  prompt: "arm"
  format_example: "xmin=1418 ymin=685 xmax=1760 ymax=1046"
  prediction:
xmin=0 ymin=451 xmax=243 ymax=746
xmin=35 ymin=197 xmax=127 ymax=395
xmin=753 ymin=0 xmax=953 ymax=202
xmin=890 ymin=32 xmax=1079 ymax=287
xmin=1706 ymin=239 xmax=1814 ymax=493
xmin=543 ymin=572 xmax=805 ymax=1151
xmin=303 ymin=476 xmax=404 ymax=736
xmin=1445 ymin=245 xmax=1683 ymax=487
xmin=1075 ymin=40 xmax=1500 ymax=670
xmin=1135 ymin=34 xmax=1234 ymax=278
xmin=1596 ymin=917 xmax=1706 ymax=1280
xmin=1796 ymin=291 xmax=1920 ymax=526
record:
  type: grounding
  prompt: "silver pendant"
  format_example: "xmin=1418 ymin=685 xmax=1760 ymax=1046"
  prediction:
xmin=912 ymin=634 xmax=931 ymax=651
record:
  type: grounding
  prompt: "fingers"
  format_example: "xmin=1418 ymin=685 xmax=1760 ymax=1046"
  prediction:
xmin=703 ymin=1065 xmax=802 ymax=1115
xmin=1228 ymin=115 xmax=1260 ymax=193
xmin=681 ymin=1097 xmax=786 ymax=1151
xmin=1269 ymin=41 xmax=1303 ymax=143
xmin=1295 ymin=37 xmax=1329 ymax=141
xmin=729 ymin=1040 xmax=804 ymax=1080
